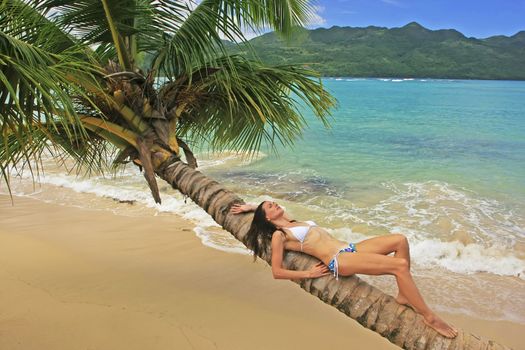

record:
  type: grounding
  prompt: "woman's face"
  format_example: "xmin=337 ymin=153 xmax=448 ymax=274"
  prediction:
xmin=262 ymin=201 xmax=284 ymax=222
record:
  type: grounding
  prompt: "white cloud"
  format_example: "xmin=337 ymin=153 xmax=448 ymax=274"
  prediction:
xmin=241 ymin=28 xmax=266 ymax=40
xmin=236 ymin=5 xmax=328 ymax=40
xmin=313 ymin=5 xmax=326 ymax=13
xmin=182 ymin=0 xmax=198 ymax=10
xmin=381 ymin=0 xmax=404 ymax=7
xmin=307 ymin=5 xmax=327 ymax=27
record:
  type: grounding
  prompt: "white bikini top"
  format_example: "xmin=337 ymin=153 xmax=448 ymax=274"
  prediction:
xmin=282 ymin=220 xmax=317 ymax=251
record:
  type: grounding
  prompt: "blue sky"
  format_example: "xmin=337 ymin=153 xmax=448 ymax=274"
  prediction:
xmin=306 ymin=0 xmax=525 ymax=38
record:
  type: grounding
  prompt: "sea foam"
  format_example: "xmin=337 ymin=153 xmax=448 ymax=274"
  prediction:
xmin=4 ymin=162 xmax=524 ymax=280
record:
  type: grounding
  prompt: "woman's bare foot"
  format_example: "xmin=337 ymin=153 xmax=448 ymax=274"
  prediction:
xmin=423 ymin=313 xmax=458 ymax=338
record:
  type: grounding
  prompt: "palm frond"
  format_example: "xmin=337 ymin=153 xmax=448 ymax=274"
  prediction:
xmin=100 ymin=0 xmax=131 ymax=69
xmin=172 ymin=55 xmax=335 ymax=155
xmin=206 ymin=0 xmax=314 ymax=38
xmin=0 ymin=123 xmax=118 ymax=188
xmin=38 ymin=0 xmax=152 ymax=44
xmin=150 ymin=0 xmax=315 ymax=78
xmin=148 ymin=0 xmax=240 ymax=78
xmin=36 ymin=0 xmax=316 ymax=78
xmin=0 ymin=31 xmax=98 ymax=138
xmin=0 ymin=0 xmax=115 ymax=189
xmin=1 ymin=0 xmax=77 ymax=53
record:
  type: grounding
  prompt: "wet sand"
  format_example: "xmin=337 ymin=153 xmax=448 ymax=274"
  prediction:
xmin=0 ymin=195 xmax=522 ymax=350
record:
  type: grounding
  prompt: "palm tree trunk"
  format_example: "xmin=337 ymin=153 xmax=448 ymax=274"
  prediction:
xmin=156 ymin=159 xmax=512 ymax=350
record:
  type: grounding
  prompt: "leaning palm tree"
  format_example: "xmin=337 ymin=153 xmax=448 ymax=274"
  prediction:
xmin=0 ymin=1 xmax=510 ymax=349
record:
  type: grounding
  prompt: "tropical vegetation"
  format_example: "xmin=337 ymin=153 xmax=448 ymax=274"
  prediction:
xmin=0 ymin=0 xmax=334 ymax=200
xmin=237 ymin=22 xmax=525 ymax=80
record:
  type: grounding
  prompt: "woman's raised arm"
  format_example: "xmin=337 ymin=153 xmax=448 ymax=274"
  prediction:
xmin=231 ymin=202 xmax=295 ymax=221
xmin=230 ymin=203 xmax=258 ymax=214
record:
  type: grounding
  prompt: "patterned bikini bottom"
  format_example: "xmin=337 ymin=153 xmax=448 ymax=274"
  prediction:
xmin=327 ymin=243 xmax=357 ymax=280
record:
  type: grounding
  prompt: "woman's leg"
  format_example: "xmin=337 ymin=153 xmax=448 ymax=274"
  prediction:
xmin=356 ymin=234 xmax=410 ymax=266
xmin=337 ymin=252 xmax=458 ymax=338
xmin=355 ymin=234 xmax=411 ymax=303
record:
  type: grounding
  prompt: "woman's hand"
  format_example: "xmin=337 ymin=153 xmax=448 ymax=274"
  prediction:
xmin=230 ymin=203 xmax=255 ymax=214
xmin=308 ymin=262 xmax=331 ymax=278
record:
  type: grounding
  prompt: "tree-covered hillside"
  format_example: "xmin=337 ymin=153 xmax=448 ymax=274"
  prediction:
xmin=237 ymin=22 xmax=525 ymax=80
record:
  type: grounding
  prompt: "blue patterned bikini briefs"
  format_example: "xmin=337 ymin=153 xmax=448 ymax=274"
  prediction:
xmin=327 ymin=243 xmax=357 ymax=280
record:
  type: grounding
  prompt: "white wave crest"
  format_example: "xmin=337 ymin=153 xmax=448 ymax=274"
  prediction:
xmin=195 ymin=151 xmax=267 ymax=170
xmin=7 ymin=167 xmax=525 ymax=280
xmin=410 ymin=239 xmax=524 ymax=277
xmin=193 ymin=227 xmax=251 ymax=255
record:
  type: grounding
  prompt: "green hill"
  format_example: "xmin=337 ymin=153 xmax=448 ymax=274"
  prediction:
xmin=237 ymin=22 xmax=525 ymax=80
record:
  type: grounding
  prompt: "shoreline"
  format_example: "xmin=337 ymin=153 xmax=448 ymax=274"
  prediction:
xmin=1 ymin=195 xmax=523 ymax=349
xmin=323 ymin=76 xmax=525 ymax=82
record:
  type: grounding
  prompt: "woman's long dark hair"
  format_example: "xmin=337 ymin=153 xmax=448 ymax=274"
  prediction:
xmin=245 ymin=202 xmax=281 ymax=261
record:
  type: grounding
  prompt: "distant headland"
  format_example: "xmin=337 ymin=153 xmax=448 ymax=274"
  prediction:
xmin=234 ymin=22 xmax=525 ymax=80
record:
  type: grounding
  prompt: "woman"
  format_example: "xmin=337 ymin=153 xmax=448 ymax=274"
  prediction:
xmin=231 ymin=201 xmax=458 ymax=339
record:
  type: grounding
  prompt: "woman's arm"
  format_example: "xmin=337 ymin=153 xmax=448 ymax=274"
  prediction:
xmin=270 ymin=232 xmax=330 ymax=280
xmin=230 ymin=203 xmax=258 ymax=214
xmin=230 ymin=203 xmax=295 ymax=221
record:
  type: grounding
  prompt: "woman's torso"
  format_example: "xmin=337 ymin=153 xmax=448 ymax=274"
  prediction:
xmin=280 ymin=222 xmax=348 ymax=264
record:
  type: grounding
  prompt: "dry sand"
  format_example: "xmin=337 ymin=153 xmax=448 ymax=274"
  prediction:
xmin=0 ymin=195 xmax=523 ymax=350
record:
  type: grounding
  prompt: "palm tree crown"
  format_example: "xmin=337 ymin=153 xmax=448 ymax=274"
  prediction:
xmin=0 ymin=0 xmax=335 ymax=201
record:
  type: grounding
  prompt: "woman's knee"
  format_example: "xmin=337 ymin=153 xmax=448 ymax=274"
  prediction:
xmin=393 ymin=258 xmax=410 ymax=275
xmin=393 ymin=233 xmax=409 ymax=247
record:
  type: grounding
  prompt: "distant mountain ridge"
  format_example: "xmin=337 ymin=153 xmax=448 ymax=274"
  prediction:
xmin=238 ymin=22 xmax=525 ymax=80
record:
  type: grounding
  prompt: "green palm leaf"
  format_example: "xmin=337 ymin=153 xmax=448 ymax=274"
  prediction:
xmin=151 ymin=0 xmax=314 ymax=78
xmin=173 ymin=55 xmax=335 ymax=154
xmin=1 ymin=0 xmax=335 ymax=203
xmin=0 ymin=123 xmax=118 ymax=187
xmin=1 ymin=0 xmax=76 ymax=52
xmin=0 ymin=0 xmax=111 ymax=192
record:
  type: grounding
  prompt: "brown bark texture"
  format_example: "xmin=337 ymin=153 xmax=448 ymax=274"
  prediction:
xmin=157 ymin=159 xmax=512 ymax=350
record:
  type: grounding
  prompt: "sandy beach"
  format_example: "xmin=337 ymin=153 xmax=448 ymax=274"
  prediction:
xmin=0 ymin=194 xmax=523 ymax=350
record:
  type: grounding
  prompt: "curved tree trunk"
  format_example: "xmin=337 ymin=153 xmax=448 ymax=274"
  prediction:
xmin=156 ymin=159 xmax=512 ymax=350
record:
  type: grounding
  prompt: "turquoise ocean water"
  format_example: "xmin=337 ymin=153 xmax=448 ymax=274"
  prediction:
xmin=200 ymin=78 xmax=525 ymax=323
xmin=218 ymin=78 xmax=525 ymax=202
xmin=4 ymin=78 xmax=525 ymax=323
xmin=205 ymin=78 xmax=525 ymax=256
